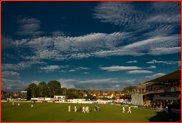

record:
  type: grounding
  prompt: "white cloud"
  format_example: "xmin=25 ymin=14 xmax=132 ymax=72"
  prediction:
xmin=100 ymin=66 xmax=142 ymax=71
xmin=115 ymin=85 xmax=119 ymax=87
xmin=148 ymin=47 xmax=181 ymax=55
xmin=146 ymin=60 xmax=181 ymax=66
xmin=4 ymin=32 xmax=180 ymax=62
xmin=93 ymin=1 xmax=143 ymax=26
xmin=147 ymin=66 xmax=156 ymax=69
xmin=126 ymin=60 xmax=137 ymax=63
xmin=1 ymin=60 xmax=46 ymax=70
xmin=32 ymin=81 xmax=40 ymax=85
xmin=1 ymin=71 xmax=20 ymax=77
xmin=16 ymin=16 xmax=43 ymax=36
xmin=145 ymin=73 xmax=166 ymax=79
xmin=76 ymin=67 xmax=89 ymax=70
xmin=2 ymin=2 xmax=180 ymax=64
xmin=69 ymin=69 xmax=76 ymax=72
xmin=147 ymin=14 xmax=181 ymax=23
xmin=40 ymin=65 xmax=68 ymax=72
xmin=40 ymin=65 xmax=60 ymax=72
xmin=1 ymin=78 xmax=24 ymax=84
xmin=127 ymin=70 xmax=153 ymax=74
xmin=58 ymin=70 xmax=67 ymax=73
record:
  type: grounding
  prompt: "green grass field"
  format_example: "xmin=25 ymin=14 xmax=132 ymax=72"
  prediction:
xmin=1 ymin=102 xmax=181 ymax=122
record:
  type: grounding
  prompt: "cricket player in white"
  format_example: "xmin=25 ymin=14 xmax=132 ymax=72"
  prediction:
xmin=18 ymin=103 xmax=20 ymax=107
xmin=74 ymin=105 xmax=77 ymax=112
xmin=87 ymin=106 xmax=89 ymax=113
xmin=85 ymin=106 xmax=88 ymax=113
xmin=31 ymin=104 xmax=33 ymax=109
xmin=68 ymin=105 xmax=71 ymax=112
xmin=12 ymin=101 xmax=14 ymax=105
xmin=127 ymin=106 xmax=131 ymax=113
xmin=82 ymin=106 xmax=85 ymax=113
xmin=86 ymin=106 xmax=89 ymax=113
xmin=122 ymin=106 xmax=125 ymax=113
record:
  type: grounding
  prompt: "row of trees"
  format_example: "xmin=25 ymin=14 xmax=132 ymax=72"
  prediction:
xmin=24 ymin=80 xmax=98 ymax=100
xmin=25 ymin=80 xmax=62 ymax=100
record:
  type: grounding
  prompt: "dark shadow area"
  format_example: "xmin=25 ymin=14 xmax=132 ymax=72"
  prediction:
xmin=63 ymin=119 xmax=73 ymax=122
xmin=147 ymin=112 xmax=181 ymax=122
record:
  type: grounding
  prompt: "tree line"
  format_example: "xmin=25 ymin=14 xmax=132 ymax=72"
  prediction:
xmin=24 ymin=80 xmax=97 ymax=100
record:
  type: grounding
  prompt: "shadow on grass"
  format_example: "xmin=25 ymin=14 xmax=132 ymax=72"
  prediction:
xmin=147 ymin=112 xmax=181 ymax=122
xmin=63 ymin=119 xmax=73 ymax=122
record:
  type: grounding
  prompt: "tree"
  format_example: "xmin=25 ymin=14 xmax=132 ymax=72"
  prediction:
xmin=38 ymin=81 xmax=49 ymax=97
xmin=68 ymin=93 xmax=76 ymax=99
xmin=76 ymin=93 xmax=83 ymax=99
xmin=55 ymin=88 xmax=62 ymax=95
xmin=25 ymin=83 xmax=39 ymax=100
xmin=18 ymin=92 xmax=21 ymax=98
xmin=122 ymin=86 xmax=137 ymax=92
xmin=48 ymin=80 xmax=61 ymax=97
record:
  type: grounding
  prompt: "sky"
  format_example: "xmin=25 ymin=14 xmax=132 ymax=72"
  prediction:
xmin=1 ymin=1 xmax=181 ymax=93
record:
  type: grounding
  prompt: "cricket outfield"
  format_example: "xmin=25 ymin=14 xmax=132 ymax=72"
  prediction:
xmin=1 ymin=102 xmax=181 ymax=122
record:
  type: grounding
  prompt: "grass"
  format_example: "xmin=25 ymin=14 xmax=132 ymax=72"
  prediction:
xmin=1 ymin=102 xmax=181 ymax=122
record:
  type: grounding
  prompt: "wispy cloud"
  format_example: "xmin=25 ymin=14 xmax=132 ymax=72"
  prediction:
xmin=1 ymin=78 xmax=24 ymax=84
xmin=1 ymin=71 xmax=20 ymax=77
xmin=2 ymin=2 xmax=180 ymax=66
xmin=146 ymin=60 xmax=181 ymax=66
xmin=68 ymin=69 xmax=76 ymax=72
xmin=126 ymin=60 xmax=137 ymax=63
xmin=93 ymin=1 xmax=180 ymax=26
xmin=58 ymin=70 xmax=67 ymax=73
xmin=93 ymin=1 xmax=143 ymax=26
xmin=100 ymin=66 xmax=142 ymax=71
xmin=147 ymin=66 xmax=156 ymax=69
xmin=40 ymin=65 xmax=68 ymax=72
xmin=3 ymin=32 xmax=181 ymax=62
xmin=127 ymin=70 xmax=153 ymax=74
xmin=1 ymin=61 xmax=46 ymax=70
xmin=76 ymin=67 xmax=89 ymax=70
xmin=16 ymin=16 xmax=43 ymax=36
xmin=145 ymin=73 xmax=166 ymax=79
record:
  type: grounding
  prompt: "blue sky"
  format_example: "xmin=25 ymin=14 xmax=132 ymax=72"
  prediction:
xmin=1 ymin=1 xmax=181 ymax=92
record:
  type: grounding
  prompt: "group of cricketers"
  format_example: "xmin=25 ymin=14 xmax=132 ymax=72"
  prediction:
xmin=123 ymin=106 xmax=132 ymax=113
xmin=68 ymin=105 xmax=90 ymax=113
xmin=13 ymin=101 xmax=131 ymax=113
xmin=68 ymin=105 xmax=131 ymax=113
